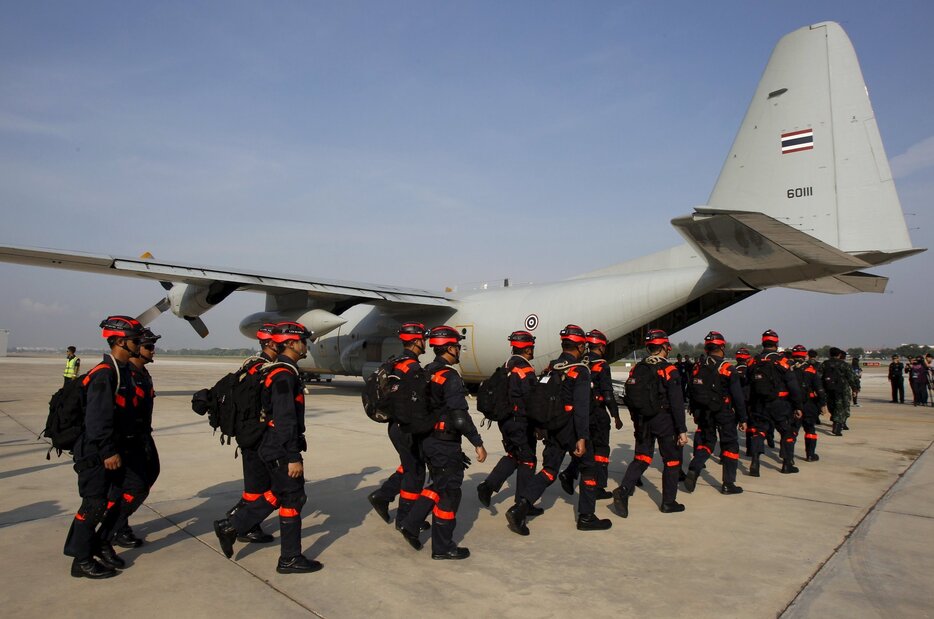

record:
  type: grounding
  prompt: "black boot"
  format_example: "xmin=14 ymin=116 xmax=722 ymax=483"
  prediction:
xmin=399 ymin=526 xmax=423 ymax=551
xmin=748 ymin=454 xmax=760 ymax=477
xmin=576 ymin=513 xmax=612 ymax=531
xmin=476 ymin=482 xmax=493 ymax=508
xmin=611 ymin=486 xmax=630 ymax=518
xmin=527 ymin=504 xmax=545 ymax=517
xmin=659 ymin=501 xmax=686 ymax=513
xmin=71 ymin=558 xmax=117 ymax=579
xmin=721 ymin=482 xmax=744 ymax=495
xmin=432 ymin=547 xmax=470 ymax=560
xmin=276 ymin=554 xmax=323 ymax=574
xmin=367 ymin=491 xmax=391 ymax=524
xmin=558 ymin=471 xmax=575 ymax=496
xmin=781 ymin=460 xmax=799 ymax=474
xmin=237 ymin=524 xmax=274 ymax=543
xmin=805 ymin=453 xmax=820 ymax=462
xmin=832 ymin=423 xmax=843 ymax=436
xmin=113 ymin=526 xmax=143 ymax=549
xmin=93 ymin=542 xmax=125 ymax=570
xmin=505 ymin=499 xmax=531 ymax=536
xmin=213 ymin=519 xmax=237 ymax=559
xmin=594 ymin=488 xmax=613 ymax=500
xmin=683 ymin=470 xmax=698 ymax=493
xmin=842 ymin=422 xmax=850 ymax=430
xmin=225 ymin=498 xmax=247 ymax=520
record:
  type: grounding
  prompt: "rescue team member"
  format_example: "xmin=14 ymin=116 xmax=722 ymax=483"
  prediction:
xmin=64 ymin=346 xmax=80 ymax=387
xmin=734 ymin=347 xmax=755 ymax=455
xmin=215 ymin=322 xmax=322 ymax=574
xmin=477 ymin=331 xmax=542 ymax=513
xmin=789 ymin=345 xmax=827 ymax=462
xmin=217 ymin=323 xmax=279 ymax=545
xmin=64 ymin=316 xmax=144 ymax=579
xmin=368 ymin=323 xmax=430 ymax=530
xmin=683 ymin=331 xmax=747 ymax=495
xmin=104 ymin=327 xmax=161 ymax=549
xmin=807 ymin=349 xmax=824 ymax=424
xmin=612 ymin=329 xmax=688 ymax=517
xmin=506 ymin=325 xmax=612 ymax=535
xmin=558 ymin=329 xmax=623 ymax=499
xmin=748 ymin=330 xmax=804 ymax=476
xmin=398 ymin=326 xmax=487 ymax=560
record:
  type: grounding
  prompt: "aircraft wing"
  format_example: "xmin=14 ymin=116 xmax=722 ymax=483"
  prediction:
xmin=0 ymin=244 xmax=454 ymax=308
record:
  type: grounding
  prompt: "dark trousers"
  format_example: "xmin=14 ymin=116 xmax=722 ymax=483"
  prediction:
xmin=750 ymin=400 xmax=796 ymax=462
xmin=520 ymin=421 xmax=597 ymax=516
xmin=891 ymin=379 xmax=904 ymax=403
xmin=401 ymin=436 xmax=465 ymax=554
xmin=64 ymin=438 xmax=122 ymax=560
xmin=562 ymin=410 xmax=611 ymax=489
xmin=484 ymin=415 xmax=537 ymax=501
xmin=688 ymin=409 xmax=740 ymax=484
xmin=911 ymin=382 xmax=929 ymax=406
xmin=372 ymin=423 xmax=426 ymax=525
xmin=225 ymin=446 xmax=273 ymax=521
xmin=619 ymin=413 xmax=681 ymax=505
xmin=98 ymin=441 xmax=151 ymax=542
xmin=233 ymin=460 xmax=306 ymax=558
xmin=796 ymin=403 xmax=820 ymax=457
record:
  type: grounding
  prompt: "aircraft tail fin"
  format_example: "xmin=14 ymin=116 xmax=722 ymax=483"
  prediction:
xmin=704 ymin=21 xmax=918 ymax=259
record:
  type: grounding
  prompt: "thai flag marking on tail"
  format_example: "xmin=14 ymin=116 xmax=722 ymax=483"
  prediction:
xmin=781 ymin=129 xmax=813 ymax=154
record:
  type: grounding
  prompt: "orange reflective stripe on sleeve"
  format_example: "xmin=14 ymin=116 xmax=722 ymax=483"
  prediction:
xmin=396 ymin=465 xmax=404 ymax=474
xmin=567 ymin=367 xmax=580 ymax=379
xmin=295 ymin=393 xmax=304 ymax=405
xmin=122 ymin=493 xmax=135 ymax=503
xmin=400 ymin=490 xmax=421 ymax=501
xmin=591 ymin=361 xmax=605 ymax=373
xmin=75 ymin=512 xmax=86 ymax=521
xmin=511 ymin=366 xmax=534 ymax=378
xmin=778 ymin=391 xmax=789 ymax=397
xmin=395 ymin=358 xmax=416 ymax=374
xmin=431 ymin=370 xmax=448 ymax=385
xmin=564 ymin=405 xmax=574 ymax=412
xmin=718 ymin=362 xmax=733 ymax=377
xmin=541 ymin=469 xmax=556 ymax=482
xmin=594 ymin=455 xmax=610 ymax=464
xmin=696 ymin=445 xmax=712 ymax=455
xmin=433 ymin=505 xmax=455 ymax=520
xmin=665 ymin=460 xmax=681 ymax=467
xmin=583 ymin=478 xmax=597 ymax=486
xmin=242 ymin=492 xmax=263 ymax=502
xmin=635 ymin=454 xmax=652 ymax=465
xmin=264 ymin=367 xmax=294 ymax=388
xmin=264 ymin=490 xmax=279 ymax=507
xmin=421 ymin=489 xmax=440 ymax=503
xmin=279 ymin=507 xmax=299 ymax=518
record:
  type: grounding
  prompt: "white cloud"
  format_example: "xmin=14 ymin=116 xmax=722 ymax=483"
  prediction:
xmin=19 ymin=298 xmax=69 ymax=316
xmin=891 ymin=135 xmax=934 ymax=179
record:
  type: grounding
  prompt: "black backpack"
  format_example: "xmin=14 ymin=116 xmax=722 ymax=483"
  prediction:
xmin=822 ymin=360 xmax=846 ymax=394
xmin=362 ymin=358 xmax=397 ymax=423
xmin=750 ymin=359 xmax=784 ymax=402
xmin=41 ymin=357 xmax=118 ymax=459
xmin=526 ymin=362 xmax=586 ymax=431
xmin=689 ymin=358 xmax=724 ymax=413
xmin=477 ymin=365 xmax=512 ymax=423
xmin=392 ymin=364 xmax=434 ymax=434
xmin=623 ymin=361 xmax=664 ymax=420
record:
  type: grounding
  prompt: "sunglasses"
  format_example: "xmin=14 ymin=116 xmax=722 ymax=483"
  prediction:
xmin=142 ymin=344 xmax=156 ymax=351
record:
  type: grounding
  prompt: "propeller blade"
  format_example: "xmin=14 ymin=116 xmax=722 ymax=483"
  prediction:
xmin=185 ymin=316 xmax=209 ymax=338
xmin=136 ymin=297 xmax=171 ymax=326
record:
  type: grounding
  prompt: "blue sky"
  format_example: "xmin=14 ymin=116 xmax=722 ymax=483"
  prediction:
xmin=1 ymin=1 xmax=932 ymax=350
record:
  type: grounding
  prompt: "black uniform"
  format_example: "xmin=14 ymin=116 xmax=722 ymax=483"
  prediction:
xmin=64 ymin=356 xmax=135 ymax=562
xmin=232 ymin=356 xmax=307 ymax=560
xmin=224 ymin=354 xmax=278 ymax=535
xmin=686 ymin=355 xmax=747 ymax=486
xmin=400 ymin=356 xmax=483 ymax=555
xmin=518 ymin=352 xmax=598 ymax=516
xmin=748 ymin=351 xmax=805 ymax=465
xmin=482 ymin=355 xmax=538 ymax=502
xmin=97 ymin=360 xmax=160 ymax=544
xmin=792 ymin=359 xmax=825 ymax=460
xmin=618 ymin=356 xmax=685 ymax=505
xmin=561 ymin=353 xmax=620 ymax=490
xmin=889 ymin=360 xmax=905 ymax=403
xmin=370 ymin=350 xmax=428 ymax=526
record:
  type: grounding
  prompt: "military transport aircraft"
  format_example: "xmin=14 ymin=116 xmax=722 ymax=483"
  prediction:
xmin=0 ymin=22 xmax=924 ymax=383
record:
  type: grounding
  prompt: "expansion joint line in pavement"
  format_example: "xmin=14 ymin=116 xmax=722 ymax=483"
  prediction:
xmin=0 ymin=405 xmax=41 ymax=437
xmin=139 ymin=502 xmax=328 ymax=619
xmin=778 ymin=437 xmax=934 ymax=618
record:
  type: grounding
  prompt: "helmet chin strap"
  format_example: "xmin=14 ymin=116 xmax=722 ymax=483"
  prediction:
xmin=118 ymin=341 xmax=140 ymax=358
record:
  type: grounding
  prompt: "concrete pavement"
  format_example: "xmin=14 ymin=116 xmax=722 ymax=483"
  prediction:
xmin=0 ymin=356 xmax=931 ymax=618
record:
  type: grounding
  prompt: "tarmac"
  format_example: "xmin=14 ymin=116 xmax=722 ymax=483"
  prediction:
xmin=0 ymin=356 xmax=931 ymax=618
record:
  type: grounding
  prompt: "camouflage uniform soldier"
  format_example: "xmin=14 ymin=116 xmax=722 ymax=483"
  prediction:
xmin=821 ymin=348 xmax=858 ymax=435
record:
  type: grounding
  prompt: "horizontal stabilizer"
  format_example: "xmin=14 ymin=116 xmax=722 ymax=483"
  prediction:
xmin=784 ymin=271 xmax=888 ymax=295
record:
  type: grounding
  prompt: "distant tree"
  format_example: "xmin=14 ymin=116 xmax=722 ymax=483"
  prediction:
xmin=847 ymin=347 xmax=865 ymax=359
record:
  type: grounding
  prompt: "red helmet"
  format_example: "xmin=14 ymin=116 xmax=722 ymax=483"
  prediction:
xmin=100 ymin=315 xmax=145 ymax=340
xmin=272 ymin=321 xmax=313 ymax=343
xmin=256 ymin=323 xmax=277 ymax=342
xmin=735 ymin=347 xmax=751 ymax=361
xmin=762 ymin=329 xmax=779 ymax=345
xmin=428 ymin=325 xmax=464 ymax=347
xmin=704 ymin=330 xmax=726 ymax=348
xmin=560 ymin=324 xmax=587 ymax=343
xmin=790 ymin=344 xmax=808 ymax=358
xmin=586 ymin=329 xmax=608 ymax=346
xmin=398 ymin=322 xmax=427 ymax=342
xmin=508 ymin=330 xmax=536 ymax=349
xmin=645 ymin=329 xmax=670 ymax=346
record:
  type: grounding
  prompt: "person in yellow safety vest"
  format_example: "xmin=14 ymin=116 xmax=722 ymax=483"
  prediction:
xmin=64 ymin=346 xmax=81 ymax=387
